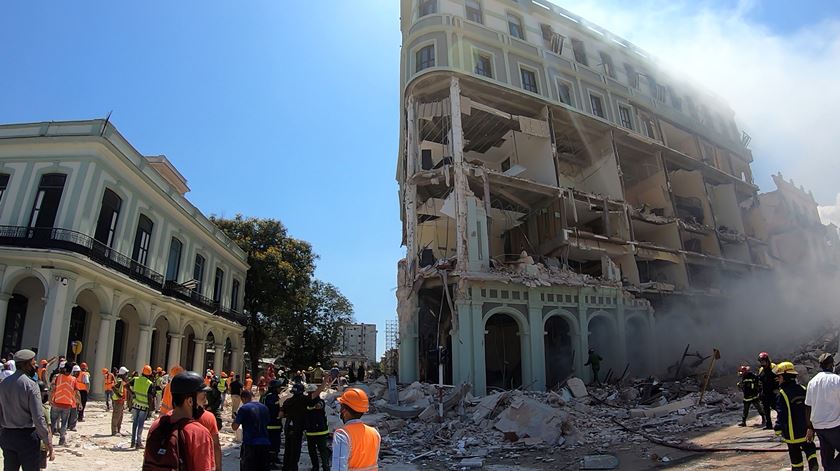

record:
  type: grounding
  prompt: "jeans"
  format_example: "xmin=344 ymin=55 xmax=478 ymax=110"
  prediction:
xmin=79 ymin=390 xmax=88 ymax=421
xmin=54 ymin=406 xmax=72 ymax=444
xmin=306 ymin=434 xmax=331 ymax=471
xmin=0 ymin=428 xmax=40 ymax=471
xmin=241 ymin=444 xmax=271 ymax=471
xmin=817 ymin=425 xmax=840 ymax=471
xmin=68 ymin=406 xmax=78 ymax=430
xmin=130 ymin=407 xmax=148 ymax=446
xmin=105 ymin=389 xmax=112 ymax=411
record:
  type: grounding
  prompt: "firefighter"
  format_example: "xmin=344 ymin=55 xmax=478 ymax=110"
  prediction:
xmin=758 ymin=351 xmax=778 ymax=430
xmin=773 ymin=361 xmax=819 ymax=471
xmin=262 ymin=379 xmax=284 ymax=469
xmin=737 ymin=365 xmax=764 ymax=426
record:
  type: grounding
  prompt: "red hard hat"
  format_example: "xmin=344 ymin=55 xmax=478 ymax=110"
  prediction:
xmin=338 ymin=387 xmax=370 ymax=413
xmin=738 ymin=365 xmax=750 ymax=375
xmin=758 ymin=352 xmax=769 ymax=360
xmin=142 ymin=365 xmax=153 ymax=376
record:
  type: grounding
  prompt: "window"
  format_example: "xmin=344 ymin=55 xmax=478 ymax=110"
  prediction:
xmin=589 ymin=93 xmax=605 ymax=118
xmin=28 ymin=173 xmax=66 ymax=229
xmin=474 ymin=53 xmax=492 ymax=78
xmin=213 ymin=267 xmax=224 ymax=303
xmin=193 ymin=254 xmax=205 ymax=294
xmin=416 ymin=45 xmax=435 ymax=72
xmin=131 ymin=214 xmax=153 ymax=266
xmin=94 ymin=189 xmax=122 ymax=247
xmin=0 ymin=174 xmax=9 ymax=204
xmin=419 ymin=0 xmax=436 ymax=17
xmin=165 ymin=237 xmax=183 ymax=282
xmin=466 ymin=0 xmax=482 ymax=23
xmin=670 ymin=89 xmax=683 ymax=111
xmin=571 ymin=39 xmax=588 ymax=65
xmin=624 ymin=63 xmax=638 ymax=88
xmin=599 ymin=51 xmax=615 ymax=78
xmin=557 ymin=81 xmax=573 ymax=106
xmin=231 ymin=279 xmax=240 ymax=311
xmin=619 ymin=106 xmax=633 ymax=129
xmin=686 ymin=96 xmax=698 ymax=119
xmin=508 ymin=13 xmax=524 ymax=40
xmin=521 ymin=68 xmax=538 ymax=93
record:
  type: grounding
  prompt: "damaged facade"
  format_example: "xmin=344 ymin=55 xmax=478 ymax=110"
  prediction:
xmin=396 ymin=0 xmax=770 ymax=395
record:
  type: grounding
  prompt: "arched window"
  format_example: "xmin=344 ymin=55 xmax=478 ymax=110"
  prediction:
xmin=94 ymin=189 xmax=122 ymax=247
xmin=29 ymin=173 xmax=67 ymax=229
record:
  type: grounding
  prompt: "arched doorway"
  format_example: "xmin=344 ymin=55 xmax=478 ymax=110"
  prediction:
xmin=66 ymin=306 xmax=87 ymax=362
xmin=587 ymin=314 xmax=617 ymax=380
xmin=71 ymin=289 xmax=103 ymax=366
xmin=626 ymin=315 xmax=650 ymax=377
xmin=484 ymin=313 xmax=522 ymax=390
xmin=3 ymin=276 xmax=47 ymax=356
xmin=545 ymin=314 xmax=575 ymax=389
xmin=182 ymin=325 xmax=196 ymax=371
xmin=112 ymin=304 xmax=139 ymax=370
xmin=223 ymin=337 xmax=233 ymax=372
xmin=204 ymin=331 xmax=216 ymax=373
xmin=151 ymin=315 xmax=171 ymax=369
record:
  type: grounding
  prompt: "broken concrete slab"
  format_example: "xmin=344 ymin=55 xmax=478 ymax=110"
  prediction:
xmin=566 ymin=377 xmax=588 ymax=398
xmin=381 ymin=403 xmax=426 ymax=419
xmin=630 ymin=398 xmax=696 ymax=418
xmin=580 ymin=454 xmax=619 ymax=470
xmin=458 ymin=457 xmax=484 ymax=468
xmin=471 ymin=392 xmax=508 ymax=423
xmin=494 ymin=396 xmax=569 ymax=445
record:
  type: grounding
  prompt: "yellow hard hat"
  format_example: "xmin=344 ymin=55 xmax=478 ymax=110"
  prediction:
xmin=772 ymin=361 xmax=797 ymax=375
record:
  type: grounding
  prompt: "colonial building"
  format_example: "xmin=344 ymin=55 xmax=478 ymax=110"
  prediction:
xmin=396 ymin=0 xmax=766 ymax=394
xmin=0 ymin=119 xmax=248 ymax=397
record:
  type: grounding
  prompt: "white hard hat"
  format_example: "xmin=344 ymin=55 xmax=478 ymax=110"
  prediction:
xmin=59 ymin=361 xmax=66 ymax=369
xmin=118 ymin=366 xmax=129 ymax=375
xmin=71 ymin=365 xmax=81 ymax=373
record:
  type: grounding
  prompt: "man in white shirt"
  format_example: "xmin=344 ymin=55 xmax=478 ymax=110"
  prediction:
xmin=805 ymin=353 xmax=840 ymax=470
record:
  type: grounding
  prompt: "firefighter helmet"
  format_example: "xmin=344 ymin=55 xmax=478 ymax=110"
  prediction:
xmin=772 ymin=361 xmax=797 ymax=376
xmin=758 ymin=352 xmax=770 ymax=361
xmin=738 ymin=365 xmax=750 ymax=375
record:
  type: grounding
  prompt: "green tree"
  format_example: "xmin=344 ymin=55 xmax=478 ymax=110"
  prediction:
xmin=280 ymin=280 xmax=354 ymax=369
xmin=212 ymin=215 xmax=316 ymax=375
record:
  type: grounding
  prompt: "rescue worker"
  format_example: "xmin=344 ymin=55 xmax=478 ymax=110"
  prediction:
xmin=262 ymin=379 xmax=284 ymax=469
xmin=304 ymin=383 xmax=331 ymax=471
xmin=102 ymin=367 xmax=115 ymax=412
xmin=759 ymin=351 xmax=779 ymax=430
xmin=737 ymin=365 xmax=764 ymax=426
xmin=76 ymin=362 xmax=90 ymax=422
xmin=159 ymin=365 xmax=185 ymax=415
xmin=244 ymin=372 xmax=253 ymax=394
xmin=232 ymin=388 xmax=271 ymax=471
xmin=257 ymin=375 xmax=268 ymax=398
xmin=332 ymin=387 xmax=380 ymax=471
xmin=280 ymin=382 xmax=309 ymax=470
xmin=153 ymin=366 xmax=165 ymax=412
xmin=67 ymin=364 xmax=82 ymax=431
xmin=128 ymin=364 xmax=154 ymax=448
xmin=206 ymin=375 xmax=223 ymax=430
xmin=229 ymin=373 xmax=244 ymax=414
xmin=111 ymin=366 xmax=129 ymax=435
xmin=218 ymin=371 xmax=228 ymax=411
xmin=774 ymin=361 xmax=819 ymax=471
xmin=585 ymin=349 xmax=603 ymax=385
xmin=37 ymin=359 xmax=48 ymax=383
xmin=49 ymin=362 xmax=78 ymax=446
xmin=311 ymin=363 xmax=325 ymax=384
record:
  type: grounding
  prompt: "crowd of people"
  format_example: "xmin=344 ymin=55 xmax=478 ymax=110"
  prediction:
xmin=737 ymin=351 xmax=840 ymax=471
xmin=0 ymin=351 xmax=380 ymax=471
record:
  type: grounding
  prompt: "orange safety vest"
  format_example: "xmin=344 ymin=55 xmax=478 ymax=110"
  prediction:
xmin=159 ymin=384 xmax=173 ymax=415
xmin=76 ymin=371 xmax=89 ymax=391
xmin=338 ymin=422 xmax=381 ymax=471
xmin=104 ymin=372 xmax=115 ymax=391
xmin=53 ymin=374 xmax=77 ymax=408
xmin=37 ymin=367 xmax=47 ymax=383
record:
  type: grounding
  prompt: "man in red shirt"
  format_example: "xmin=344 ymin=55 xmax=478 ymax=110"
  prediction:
xmin=144 ymin=372 xmax=215 ymax=471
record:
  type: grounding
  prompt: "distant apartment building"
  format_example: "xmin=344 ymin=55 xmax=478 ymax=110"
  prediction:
xmin=336 ymin=323 xmax=377 ymax=365
xmin=0 ymin=120 xmax=248 ymax=397
xmin=396 ymin=0 xmax=768 ymax=395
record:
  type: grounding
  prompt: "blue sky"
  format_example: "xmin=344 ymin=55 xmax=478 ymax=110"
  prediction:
xmin=2 ymin=1 xmax=839 ymax=358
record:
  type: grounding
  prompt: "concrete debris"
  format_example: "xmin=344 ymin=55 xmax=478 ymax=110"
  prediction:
xmin=630 ymin=398 xmax=696 ymax=418
xmin=458 ymin=457 xmax=485 ymax=468
xmin=580 ymin=454 xmax=620 ymax=470
xmin=494 ymin=396 xmax=570 ymax=445
xmin=566 ymin=377 xmax=588 ymax=398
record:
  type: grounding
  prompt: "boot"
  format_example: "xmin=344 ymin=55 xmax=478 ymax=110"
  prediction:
xmin=738 ymin=421 xmax=746 ymax=427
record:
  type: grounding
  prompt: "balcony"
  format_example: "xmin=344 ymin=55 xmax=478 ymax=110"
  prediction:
xmin=0 ymin=226 xmax=247 ymax=325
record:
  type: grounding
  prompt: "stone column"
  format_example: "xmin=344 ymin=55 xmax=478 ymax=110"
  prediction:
xmin=213 ymin=344 xmax=225 ymax=372
xmin=0 ymin=293 xmax=11 ymax=346
xmin=192 ymin=339 xmax=207 ymax=373
xmin=577 ymin=305 xmax=590 ymax=384
xmin=472 ymin=300 xmax=487 ymax=396
xmin=135 ymin=325 xmax=153 ymax=372
xmin=92 ymin=312 xmax=117 ymax=397
xmin=167 ymin=334 xmax=184 ymax=370
xmin=38 ymin=275 xmax=74 ymax=358
xmin=527 ymin=299 xmax=546 ymax=392
xmin=230 ymin=346 xmax=243 ymax=375
xmin=452 ymin=298 xmax=474 ymax=387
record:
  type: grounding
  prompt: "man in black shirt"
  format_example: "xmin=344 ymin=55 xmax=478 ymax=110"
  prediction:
xmin=304 ymin=383 xmax=330 ymax=471
xmin=280 ymin=383 xmax=308 ymax=471
xmin=229 ymin=374 xmax=244 ymax=414
xmin=262 ymin=379 xmax=284 ymax=470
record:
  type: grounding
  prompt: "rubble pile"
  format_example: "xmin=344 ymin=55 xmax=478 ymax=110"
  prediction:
xmin=325 ymin=374 xmax=742 ymax=468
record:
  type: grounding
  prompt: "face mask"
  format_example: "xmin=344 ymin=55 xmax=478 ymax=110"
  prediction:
xmin=191 ymin=397 xmax=205 ymax=420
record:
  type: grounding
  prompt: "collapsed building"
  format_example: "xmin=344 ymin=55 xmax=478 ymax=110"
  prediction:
xmin=395 ymin=0 xmax=838 ymax=396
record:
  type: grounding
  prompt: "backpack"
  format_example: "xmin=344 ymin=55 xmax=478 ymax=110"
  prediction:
xmin=142 ymin=415 xmax=195 ymax=471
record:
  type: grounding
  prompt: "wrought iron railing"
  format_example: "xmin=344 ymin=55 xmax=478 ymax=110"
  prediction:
xmin=0 ymin=226 xmax=246 ymax=324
